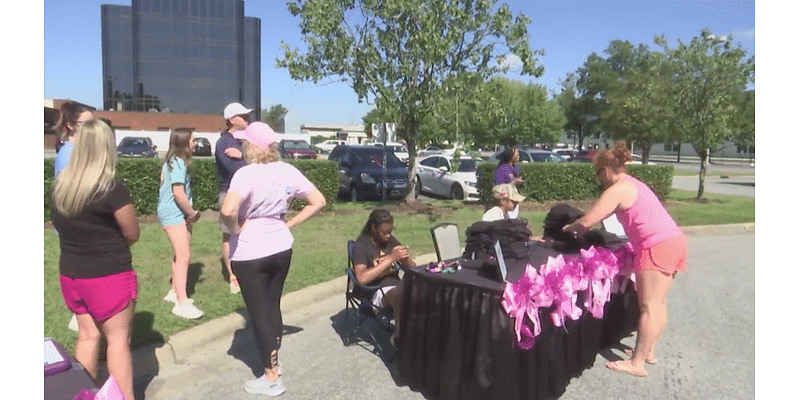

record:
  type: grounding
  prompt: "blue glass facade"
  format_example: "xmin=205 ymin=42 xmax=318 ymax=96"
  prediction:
xmin=101 ymin=0 xmax=260 ymax=116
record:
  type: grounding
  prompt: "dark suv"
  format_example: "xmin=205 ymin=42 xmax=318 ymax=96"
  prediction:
xmin=328 ymin=145 xmax=410 ymax=201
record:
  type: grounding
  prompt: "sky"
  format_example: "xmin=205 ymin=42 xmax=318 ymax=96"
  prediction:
xmin=42 ymin=0 xmax=755 ymax=132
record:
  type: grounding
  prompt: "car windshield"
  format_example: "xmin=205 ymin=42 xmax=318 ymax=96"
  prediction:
xmin=283 ymin=141 xmax=312 ymax=150
xmin=119 ymin=138 xmax=149 ymax=148
xmin=388 ymin=145 xmax=407 ymax=153
xmin=456 ymin=159 xmax=482 ymax=172
xmin=351 ymin=148 xmax=405 ymax=168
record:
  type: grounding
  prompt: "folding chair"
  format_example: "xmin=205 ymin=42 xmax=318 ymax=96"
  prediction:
xmin=343 ymin=240 xmax=395 ymax=350
xmin=430 ymin=222 xmax=462 ymax=262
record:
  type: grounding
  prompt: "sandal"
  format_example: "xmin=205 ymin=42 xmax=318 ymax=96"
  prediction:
xmin=624 ymin=348 xmax=658 ymax=364
xmin=607 ymin=360 xmax=647 ymax=377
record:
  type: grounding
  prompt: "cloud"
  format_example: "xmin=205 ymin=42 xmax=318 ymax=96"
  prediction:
xmin=498 ymin=53 xmax=524 ymax=71
xmin=731 ymin=28 xmax=755 ymax=40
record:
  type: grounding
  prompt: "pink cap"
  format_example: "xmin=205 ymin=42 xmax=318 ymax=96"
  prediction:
xmin=232 ymin=122 xmax=276 ymax=150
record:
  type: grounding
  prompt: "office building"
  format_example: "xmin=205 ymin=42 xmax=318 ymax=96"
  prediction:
xmin=101 ymin=0 xmax=260 ymax=116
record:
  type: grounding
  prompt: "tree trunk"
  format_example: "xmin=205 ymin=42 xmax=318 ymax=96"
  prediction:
xmin=696 ymin=148 xmax=708 ymax=199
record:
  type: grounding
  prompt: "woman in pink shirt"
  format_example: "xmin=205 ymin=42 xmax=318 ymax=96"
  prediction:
xmin=220 ymin=122 xmax=326 ymax=396
xmin=562 ymin=142 xmax=687 ymax=378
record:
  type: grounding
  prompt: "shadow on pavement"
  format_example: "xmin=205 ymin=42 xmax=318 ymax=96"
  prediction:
xmin=130 ymin=311 xmax=166 ymax=400
xmin=329 ymin=309 xmax=404 ymax=386
xmin=227 ymin=309 xmax=304 ymax=377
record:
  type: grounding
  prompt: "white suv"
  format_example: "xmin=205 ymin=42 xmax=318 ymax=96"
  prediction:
xmin=366 ymin=141 xmax=409 ymax=163
xmin=314 ymin=140 xmax=346 ymax=153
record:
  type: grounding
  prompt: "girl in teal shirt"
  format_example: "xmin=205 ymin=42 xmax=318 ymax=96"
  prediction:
xmin=157 ymin=129 xmax=204 ymax=319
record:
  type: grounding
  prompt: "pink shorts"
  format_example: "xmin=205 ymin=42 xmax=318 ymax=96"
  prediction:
xmin=635 ymin=235 xmax=688 ymax=274
xmin=60 ymin=270 xmax=138 ymax=321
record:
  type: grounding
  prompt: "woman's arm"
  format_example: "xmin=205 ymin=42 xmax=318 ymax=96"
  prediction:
xmin=285 ymin=189 xmax=326 ymax=229
xmin=354 ymin=247 xmax=405 ymax=286
xmin=113 ymin=204 xmax=140 ymax=245
xmin=220 ymin=190 xmax=244 ymax=234
xmin=563 ymin=183 xmax=626 ymax=235
xmin=172 ymin=184 xmax=198 ymax=221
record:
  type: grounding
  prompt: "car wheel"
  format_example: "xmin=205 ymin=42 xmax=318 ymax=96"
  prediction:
xmin=350 ymin=186 xmax=359 ymax=202
xmin=414 ymin=176 xmax=422 ymax=199
xmin=450 ymin=184 xmax=464 ymax=201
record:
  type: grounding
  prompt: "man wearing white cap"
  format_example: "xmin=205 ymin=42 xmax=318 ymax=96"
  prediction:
xmin=482 ymin=183 xmax=526 ymax=221
xmin=215 ymin=102 xmax=253 ymax=294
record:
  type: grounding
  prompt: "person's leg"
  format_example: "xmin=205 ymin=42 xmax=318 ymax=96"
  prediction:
xmin=233 ymin=250 xmax=291 ymax=383
xmin=97 ymin=301 xmax=136 ymax=400
xmin=608 ymin=268 xmax=674 ymax=375
xmin=382 ymin=284 xmax=403 ymax=327
xmin=74 ymin=313 xmax=103 ymax=381
xmin=164 ymin=224 xmax=192 ymax=303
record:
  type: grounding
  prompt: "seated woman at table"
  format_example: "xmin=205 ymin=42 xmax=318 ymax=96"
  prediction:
xmin=482 ymin=184 xmax=525 ymax=221
xmin=351 ymin=209 xmax=416 ymax=346
xmin=562 ymin=141 xmax=687 ymax=378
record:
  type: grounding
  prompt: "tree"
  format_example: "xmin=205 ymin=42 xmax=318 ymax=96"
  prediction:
xmin=600 ymin=41 xmax=672 ymax=163
xmin=262 ymin=104 xmax=289 ymax=133
xmin=277 ymin=0 xmax=544 ymax=201
xmin=655 ymin=29 xmax=755 ymax=198
xmin=362 ymin=108 xmax=394 ymax=140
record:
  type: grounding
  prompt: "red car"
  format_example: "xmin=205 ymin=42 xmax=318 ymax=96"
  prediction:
xmin=279 ymin=139 xmax=317 ymax=159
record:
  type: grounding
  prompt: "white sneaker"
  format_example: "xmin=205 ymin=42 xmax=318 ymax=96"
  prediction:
xmin=244 ymin=375 xmax=285 ymax=396
xmin=68 ymin=314 xmax=79 ymax=332
xmin=171 ymin=299 xmax=204 ymax=319
xmin=163 ymin=289 xmax=177 ymax=303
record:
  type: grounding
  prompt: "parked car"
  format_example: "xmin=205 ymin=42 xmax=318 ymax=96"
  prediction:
xmin=328 ymin=145 xmax=410 ymax=201
xmin=367 ymin=142 xmax=409 ymax=163
xmin=117 ymin=136 xmax=157 ymax=158
xmin=552 ymin=148 xmax=580 ymax=161
xmin=568 ymin=155 xmax=593 ymax=163
xmin=192 ymin=137 xmax=212 ymax=156
xmin=489 ymin=147 xmax=567 ymax=163
xmin=418 ymin=146 xmax=444 ymax=157
xmin=414 ymin=154 xmax=483 ymax=201
xmin=314 ymin=139 xmax=346 ymax=153
xmin=279 ymin=139 xmax=317 ymax=159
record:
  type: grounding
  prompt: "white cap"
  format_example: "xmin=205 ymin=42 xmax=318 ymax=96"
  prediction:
xmin=223 ymin=102 xmax=253 ymax=119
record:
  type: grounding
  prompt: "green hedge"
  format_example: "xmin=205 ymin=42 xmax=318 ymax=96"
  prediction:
xmin=476 ymin=162 xmax=674 ymax=204
xmin=44 ymin=158 xmax=339 ymax=221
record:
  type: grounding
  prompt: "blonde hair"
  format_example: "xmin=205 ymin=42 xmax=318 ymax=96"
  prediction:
xmin=243 ymin=141 xmax=281 ymax=164
xmin=593 ymin=141 xmax=632 ymax=173
xmin=163 ymin=128 xmax=193 ymax=172
xmin=53 ymin=119 xmax=117 ymax=217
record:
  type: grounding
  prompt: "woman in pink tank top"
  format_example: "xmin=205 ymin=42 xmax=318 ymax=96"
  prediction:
xmin=563 ymin=142 xmax=687 ymax=378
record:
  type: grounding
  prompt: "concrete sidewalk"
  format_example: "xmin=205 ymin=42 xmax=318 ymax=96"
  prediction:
xmin=131 ymin=222 xmax=753 ymax=399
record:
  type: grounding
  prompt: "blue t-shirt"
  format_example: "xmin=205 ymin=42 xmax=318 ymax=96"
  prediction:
xmin=54 ymin=141 xmax=74 ymax=178
xmin=157 ymin=158 xmax=192 ymax=226
xmin=494 ymin=163 xmax=520 ymax=185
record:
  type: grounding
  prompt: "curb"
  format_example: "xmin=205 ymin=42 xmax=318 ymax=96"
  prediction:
xmin=132 ymin=251 xmax=441 ymax=382
xmin=680 ymin=222 xmax=754 ymax=236
xmin=132 ymin=224 xmax=752 ymax=381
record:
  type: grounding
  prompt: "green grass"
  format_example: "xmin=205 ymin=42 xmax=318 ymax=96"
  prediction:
xmin=45 ymin=193 xmax=754 ymax=354
xmin=663 ymin=189 xmax=755 ymax=226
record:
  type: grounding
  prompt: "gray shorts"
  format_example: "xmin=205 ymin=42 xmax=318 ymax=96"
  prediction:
xmin=219 ymin=192 xmax=231 ymax=234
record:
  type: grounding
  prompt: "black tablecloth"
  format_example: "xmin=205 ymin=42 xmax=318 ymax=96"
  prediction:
xmin=397 ymin=242 xmax=639 ymax=400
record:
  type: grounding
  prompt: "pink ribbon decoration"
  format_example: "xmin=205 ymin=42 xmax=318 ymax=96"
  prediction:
xmin=502 ymin=243 xmax=637 ymax=349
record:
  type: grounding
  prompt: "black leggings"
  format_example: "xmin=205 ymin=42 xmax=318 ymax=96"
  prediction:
xmin=231 ymin=249 xmax=292 ymax=370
